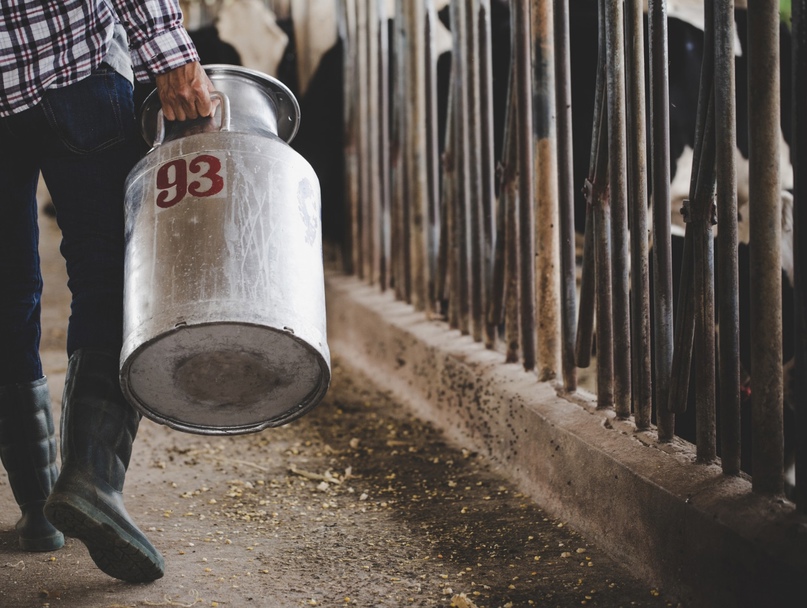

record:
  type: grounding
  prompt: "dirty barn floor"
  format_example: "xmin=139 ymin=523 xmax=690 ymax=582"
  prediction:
xmin=0 ymin=215 xmax=681 ymax=608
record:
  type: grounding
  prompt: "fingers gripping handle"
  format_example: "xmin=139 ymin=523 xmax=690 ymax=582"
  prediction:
xmin=152 ymin=91 xmax=231 ymax=148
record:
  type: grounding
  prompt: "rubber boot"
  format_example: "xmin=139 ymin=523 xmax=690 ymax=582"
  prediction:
xmin=44 ymin=349 xmax=164 ymax=582
xmin=0 ymin=378 xmax=65 ymax=551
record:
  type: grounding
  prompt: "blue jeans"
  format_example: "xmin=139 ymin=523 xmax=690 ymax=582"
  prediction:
xmin=0 ymin=64 xmax=142 ymax=385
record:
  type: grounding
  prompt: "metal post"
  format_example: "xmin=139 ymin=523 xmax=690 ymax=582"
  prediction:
xmin=748 ymin=0 xmax=784 ymax=496
xmin=378 ymin=0 xmax=392 ymax=291
xmin=553 ymin=0 xmax=579 ymax=392
xmin=479 ymin=0 xmax=498 ymax=349
xmin=604 ymin=0 xmax=631 ymax=418
xmin=625 ymin=0 xmax=652 ymax=428
xmin=532 ymin=0 xmax=562 ymax=382
xmin=793 ymin=0 xmax=807 ymax=512
xmin=451 ymin=0 xmax=472 ymax=334
xmin=648 ymin=0 xmax=676 ymax=441
xmin=715 ymin=0 xmax=741 ymax=476
xmin=513 ymin=0 xmax=537 ymax=371
xmin=341 ymin=0 xmax=359 ymax=276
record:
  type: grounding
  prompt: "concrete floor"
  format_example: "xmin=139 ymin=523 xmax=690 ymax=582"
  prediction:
xmin=0 ymin=212 xmax=681 ymax=607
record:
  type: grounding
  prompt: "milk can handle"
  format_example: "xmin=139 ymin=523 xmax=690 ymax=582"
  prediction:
xmin=152 ymin=91 xmax=231 ymax=148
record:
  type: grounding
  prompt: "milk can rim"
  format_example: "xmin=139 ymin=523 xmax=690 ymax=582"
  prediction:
xmin=138 ymin=64 xmax=301 ymax=145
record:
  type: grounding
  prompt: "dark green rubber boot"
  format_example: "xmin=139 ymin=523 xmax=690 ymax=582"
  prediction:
xmin=0 ymin=378 xmax=65 ymax=552
xmin=44 ymin=349 xmax=164 ymax=582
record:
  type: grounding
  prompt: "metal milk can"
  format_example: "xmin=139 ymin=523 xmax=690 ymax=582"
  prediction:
xmin=121 ymin=65 xmax=330 ymax=435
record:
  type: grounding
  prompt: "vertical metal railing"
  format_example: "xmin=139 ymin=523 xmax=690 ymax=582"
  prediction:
xmin=748 ymin=0 xmax=784 ymax=496
xmin=715 ymin=0 xmax=741 ymax=477
xmin=794 ymin=0 xmax=807 ymax=513
xmin=340 ymin=0 xmax=799 ymax=505
xmin=553 ymin=0 xmax=578 ymax=393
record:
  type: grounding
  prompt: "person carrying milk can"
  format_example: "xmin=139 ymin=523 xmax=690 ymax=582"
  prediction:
xmin=0 ymin=0 xmax=214 ymax=582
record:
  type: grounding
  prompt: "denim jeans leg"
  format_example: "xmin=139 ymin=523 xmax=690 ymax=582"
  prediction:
xmin=38 ymin=66 xmax=142 ymax=358
xmin=0 ymin=138 xmax=44 ymax=385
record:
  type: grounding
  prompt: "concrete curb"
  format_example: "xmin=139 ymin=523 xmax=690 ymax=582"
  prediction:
xmin=325 ymin=273 xmax=807 ymax=608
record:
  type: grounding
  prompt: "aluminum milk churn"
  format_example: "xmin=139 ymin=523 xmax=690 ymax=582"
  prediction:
xmin=121 ymin=65 xmax=330 ymax=435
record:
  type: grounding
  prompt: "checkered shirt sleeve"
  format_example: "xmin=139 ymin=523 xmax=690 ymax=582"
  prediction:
xmin=0 ymin=0 xmax=199 ymax=116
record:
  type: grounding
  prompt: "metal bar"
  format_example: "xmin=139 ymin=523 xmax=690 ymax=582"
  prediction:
xmin=391 ymin=2 xmax=410 ymax=301
xmin=504 ymin=91 xmax=522 ymax=365
xmin=553 ymin=0 xmax=579 ymax=392
xmin=575 ymin=206 xmax=596 ymax=368
xmin=532 ymin=0 xmax=561 ymax=382
xmin=479 ymin=0 xmax=498 ymax=349
xmin=668 ymin=0 xmax=717 ymax=422
xmin=465 ymin=0 xmax=486 ymax=342
xmin=378 ymin=0 xmax=391 ymax=291
xmin=648 ymin=0 xmax=676 ymax=441
xmin=340 ymin=0 xmax=358 ymax=275
xmin=575 ymin=53 xmax=607 ymax=371
xmin=367 ymin=0 xmax=382 ymax=286
xmin=604 ymin=0 xmax=631 ymax=418
xmin=443 ymin=84 xmax=460 ymax=327
xmin=356 ymin=0 xmax=371 ymax=281
xmin=513 ymin=0 xmax=537 ymax=371
xmin=793 ymin=0 xmax=807 ymax=511
xmin=591 ymin=0 xmax=614 ymax=409
xmin=489 ymin=65 xmax=518 ymax=333
xmin=499 ymin=16 xmax=521 ymax=364
xmin=593 ymin=174 xmax=615 ymax=409
xmin=425 ymin=0 xmax=441 ymax=307
xmin=405 ymin=2 xmax=431 ymax=312
xmin=692 ymin=84 xmax=718 ymax=465
xmin=715 ymin=0 xmax=741 ymax=476
xmin=451 ymin=0 xmax=472 ymax=334
xmin=748 ymin=0 xmax=784 ymax=496
xmin=669 ymin=228 xmax=696 ymax=412
xmin=624 ymin=0 xmax=652 ymax=428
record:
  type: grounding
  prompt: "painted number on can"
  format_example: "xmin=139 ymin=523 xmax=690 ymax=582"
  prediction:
xmin=156 ymin=154 xmax=225 ymax=209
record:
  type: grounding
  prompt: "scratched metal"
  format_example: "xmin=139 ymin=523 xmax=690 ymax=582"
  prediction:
xmin=121 ymin=67 xmax=330 ymax=435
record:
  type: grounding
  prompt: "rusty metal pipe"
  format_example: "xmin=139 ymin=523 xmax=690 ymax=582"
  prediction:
xmin=692 ymin=84 xmax=718 ymax=465
xmin=378 ymin=0 xmax=391 ymax=291
xmin=604 ymin=0 xmax=631 ymax=418
xmin=425 ymin=0 xmax=442 ymax=306
xmin=748 ymin=0 xmax=784 ymax=496
xmin=576 ymin=207 xmax=596 ymax=368
xmin=715 ymin=0 xmax=741 ymax=476
xmin=792 ymin=0 xmax=807 ymax=511
xmin=531 ymin=0 xmax=561 ymax=382
xmin=479 ymin=0 xmax=498 ymax=348
xmin=405 ymin=2 xmax=432 ymax=312
xmin=648 ymin=0 xmax=675 ymax=441
xmin=340 ymin=0 xmax=359 ymax=276
xmin=465 ymin=0 xmax=486 ymax=343
xmin=624 ymin=0 xmax=652 ymax=428
xmin=668 ymin=0 xmax=717 ymax=420
xmin=553 ymin=0 xmax=578 ymax=392
xmin=367 ymin=0 xmax=382 ymax=286
xmin=513 ymin=0 xmax=537 ymax=371
xmin=451 ymin=0 xmax=472 ymax=334
xmin=574 ymin=9 xmax=607 ymax=371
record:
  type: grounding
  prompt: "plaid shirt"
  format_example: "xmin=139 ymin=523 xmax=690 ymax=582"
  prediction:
xmin=0 ymin=0 xmax=199 ymax=116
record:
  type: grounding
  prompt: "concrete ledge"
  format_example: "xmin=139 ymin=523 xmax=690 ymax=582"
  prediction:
xmin=325 ymin=273 xmax=807 ymax=607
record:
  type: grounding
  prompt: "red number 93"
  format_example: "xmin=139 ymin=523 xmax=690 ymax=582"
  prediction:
xmin=156 ymin=154 xmax=225 ymax=209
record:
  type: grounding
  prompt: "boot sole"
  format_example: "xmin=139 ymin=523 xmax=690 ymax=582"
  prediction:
xmin=44 ymin=494 xmax=164 ymax=583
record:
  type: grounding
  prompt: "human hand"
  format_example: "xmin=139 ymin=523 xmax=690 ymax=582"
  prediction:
xmin=155 ymin=62 xmax=216 ymax=121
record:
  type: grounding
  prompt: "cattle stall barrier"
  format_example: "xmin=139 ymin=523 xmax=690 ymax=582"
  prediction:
xmin=326 ymin=0 xmax=807 ymax=605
